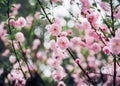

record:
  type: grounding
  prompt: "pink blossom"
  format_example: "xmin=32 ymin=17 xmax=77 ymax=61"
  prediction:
xmin=15 ymin=17 xmax=26 ymax=28
xmin=50 ymin=40 xmax=57 ymax=51
xmin=15 ymin=32 xmax=25 ymax=42
xmin=90 ymin=43 xmax=101 ymax=54
xmin=85 ymin=36 xmax=94 ymax=46
xmin=54 ymin=18 xmax=61 ymax=24
xmin=9 ymin=55 xmax=16 ymax=63
xmin=36 ymin=52 xmax=46 ymax=61
xmin=26 ymin=15 xmax=33 ymax=24
xmin=60 ymin=32 xmax=68 ymax=37
xmin=75 ymin=21 xmax=91 ymax=30
xmin=71 ymin=37 xmax=81 ymax=46
xmin=110 ymin=37 xmax=120 ymax=55
xmin=88 ymin=56 xmax=96 ymax=68
xmin=86 ymin=13 xmax=99 ymax=24
xmin=80 ymin=0 xmax=90 ymax=13
xmin=114 ymin=6 xmax=120 ymax=19
xmin=103 ymin=46 xmax=110 ymax=55
xmin=33 ymin=39 xmax=41 ymax=46
xmin=57 ymin=37 xmax=69 ymax=50
xmin=49 ymin=23 xmax=62 ymax=36
xmin=99 ymin=2 xmax=110 ymax=11
xmin=52 ymin=66 xmax=66 ymax=81
xmin=34 ymin=12 xmax=40 ymax=19
xmin=9 ymin=19 xmax=16 ymax=26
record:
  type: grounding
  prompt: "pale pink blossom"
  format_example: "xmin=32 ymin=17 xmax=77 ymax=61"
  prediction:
xmin=88 ymin=56 xmax=96 ymax=68
xmin=15 ymin=17 xmax=26 ymax=28
xmin=71 ymin=37 xmax=81 ymax=46
xmin=50 ymin=40 xmax=57 ymax=51
xmin=26 ymin=15 xmax=33 ymax=24
xmin=36 ymin=51 xmax=46 ymax=61
xmin=86 ymin=12 xmax=99 ymax=24
xmin=57 ymin=37 xmax=69 ymax=50
xmin=75 ymin=22 xmax=91 ymax=30
xmin=15 ymin=32 xmax=25 ymax=42
xmin=9 ymin=55 xmax=16 ymax=63
xmin=34 ymin=12 xmax=40 ymax=19
xmin=9 ymin=19 xmax=16 ymax=26
xmin=99 ymin=2 xmax=110 ymax=11
xmin=110 ymin=37 xmax=120 ymax=55
xmin=49 ymin=23 xmax=62 ymax=36
xmin=33 ymin=39 xmax=41 ymax=46
xmin=90 ymin=43 xmax=101 ymax=54
xmin=60 ymin=32 xmax=67 ymax=37
xmin=85 ymin=36 xmax=94 ymax=46
xmin=32 ymin=39 xmax=41 ymax=50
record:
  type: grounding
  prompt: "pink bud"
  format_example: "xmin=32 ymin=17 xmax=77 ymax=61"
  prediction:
xmin=75 ymin=59 xmax=80 ymax=64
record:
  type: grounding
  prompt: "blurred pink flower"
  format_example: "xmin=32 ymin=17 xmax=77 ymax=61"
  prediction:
xmin=15 ymin=32 xmax=25 ymax=42
xmin=90 ymin=43 xmax=101 ymax=54
xmin=99 ymin=2 xmax=110 ymax=11
xmin=15 ymin=17 xmax=26 ymax=28
xmin=9 ymin=55 xmax=16 ymax=63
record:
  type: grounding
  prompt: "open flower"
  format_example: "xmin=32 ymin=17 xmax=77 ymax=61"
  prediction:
xmin=49 ymin=23 xmax=61 ymax=36
xmin=57 ymin=37 xmax=69 ymax=50
xmin=110 ymin=37 xmax=120 ymax=55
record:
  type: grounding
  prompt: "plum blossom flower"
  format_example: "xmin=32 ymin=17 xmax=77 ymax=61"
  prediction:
xmin=110 ymin=37 xmax=120 ymax=55
xmin=15 ymin=17 xmax=26 ymax=28
xmin=9 ymin=19 xmax=16 ymax=26
xmin=9 ymin=55 xmax=16 ymax=63
xmin=32 ymin=39 xmax=41 ymax=50
xmin=15 ymin=32 xmax=25 ymax=42
xmin=49 ymin=23 xmax=61 ymax=36
xmin=99 ymin=2 xmax=110 ymax=11
xmin=57 ymin=37 xmax=69 ymax=50
xmin=90 ymin=43 xmax=101 ymax=54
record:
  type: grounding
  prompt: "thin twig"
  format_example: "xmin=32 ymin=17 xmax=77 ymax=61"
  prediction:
xmin=18 ymin=42 xmax=33 ymax=78
xmin=37 ymin=0 xmax=52 ymax=24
